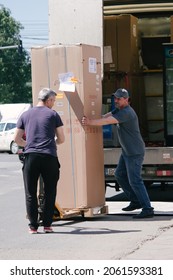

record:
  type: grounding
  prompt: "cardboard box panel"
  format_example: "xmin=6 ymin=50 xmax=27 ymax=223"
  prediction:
xmin=104 ymin=16 xmax=118 ymax=72
xmin=104 ymin=14 xmax=140 ymax=73
xmin=171 ymin=15 xmax=173 ymax=43
xmin=31 ymin=44 xmax=105 ymax=209
xmin=117 ymin=14 xmax=140 ymax=73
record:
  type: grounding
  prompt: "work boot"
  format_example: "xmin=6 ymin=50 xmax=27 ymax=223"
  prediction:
xmin=133 ymin=209 xmax=154 ymax=219
xmin=122 ymin=204 xmax=141 ymax=211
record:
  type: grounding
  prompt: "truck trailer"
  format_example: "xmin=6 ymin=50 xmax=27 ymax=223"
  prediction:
xmin=48 ymin=0 xmax=173 ymax=191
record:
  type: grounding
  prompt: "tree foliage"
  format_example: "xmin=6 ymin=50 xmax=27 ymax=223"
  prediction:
xmin=0 ymin=6 xmax=32 ymax=104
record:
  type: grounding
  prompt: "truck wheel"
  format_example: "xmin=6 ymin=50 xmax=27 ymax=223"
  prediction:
xmin=10 ymin=141 xmax=19 ymax=154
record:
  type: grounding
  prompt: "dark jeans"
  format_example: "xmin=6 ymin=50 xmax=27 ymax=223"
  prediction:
xmin=115 ymin=153 xmax=153 ymax=211
xmin=22 ymin=153 xmax=60 ymax=229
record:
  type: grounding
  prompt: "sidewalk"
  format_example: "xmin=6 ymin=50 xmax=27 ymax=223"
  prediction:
xmin=106 ymin=201 xmax=173 ymax=260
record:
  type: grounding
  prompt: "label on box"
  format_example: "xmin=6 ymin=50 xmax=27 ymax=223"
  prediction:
xmin=56 ymin=101 xmax=63 ymax=107
xmin=89 ymin=57 xmax=97 ymax=73
xmin=56 ymin=92 xmax=64 ymax=99
xmin=91 ymin=110 xmax=96 ymax=115
xmin=133 ymin=24 xmax=137 ymax=37
xmin=58 ymin=72 xmax=76 ymax=92
xmin=91 ymin=101 xmax=95 ymax=106
xmin=104 ymin=46 xmax=113 ymax=64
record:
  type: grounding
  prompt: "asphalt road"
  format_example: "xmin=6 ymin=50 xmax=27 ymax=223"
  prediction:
xmin=0 ymin=153 xmax=173 ymax=261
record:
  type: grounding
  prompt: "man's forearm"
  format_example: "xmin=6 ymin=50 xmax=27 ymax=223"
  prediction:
xmin=88 ymin=116 xmax=116 ymax=126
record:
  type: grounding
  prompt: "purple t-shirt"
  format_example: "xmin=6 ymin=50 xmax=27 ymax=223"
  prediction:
xmin=17 ymin=106 xmax=63 ymax=157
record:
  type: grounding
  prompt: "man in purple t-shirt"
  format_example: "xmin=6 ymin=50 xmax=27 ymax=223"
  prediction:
xmin=14 ymin=88 xmax=65 ymax=234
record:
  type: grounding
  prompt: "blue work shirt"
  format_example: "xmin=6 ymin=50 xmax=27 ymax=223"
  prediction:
xmin=112 ymin=105 xmax=145 ymax=156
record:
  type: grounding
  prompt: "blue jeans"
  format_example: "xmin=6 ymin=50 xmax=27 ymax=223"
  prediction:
xmin=115 ymin=153 xmax=153 ymax=211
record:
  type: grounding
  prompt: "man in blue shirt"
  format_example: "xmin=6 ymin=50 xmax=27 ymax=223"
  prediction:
xmin=82 ymin=88 xmax=154 ymax=219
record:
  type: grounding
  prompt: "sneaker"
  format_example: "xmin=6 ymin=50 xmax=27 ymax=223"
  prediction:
xmin=44 ymin=227 xmax=54 ymax=233
xmin=133 ymin=211 xmax=154 ymax=219
xmin=122 ymin=204 xmax=141 ymax=211
xmin=29 ymin=228 xmax=38 ymax=234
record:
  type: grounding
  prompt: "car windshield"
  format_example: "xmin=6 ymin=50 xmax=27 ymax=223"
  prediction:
xmin=5 ymin=123 xmax=16 ymax=131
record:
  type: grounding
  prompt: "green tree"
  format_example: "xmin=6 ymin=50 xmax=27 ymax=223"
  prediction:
xmin=0 ymin=6 xmax=32 ymax=104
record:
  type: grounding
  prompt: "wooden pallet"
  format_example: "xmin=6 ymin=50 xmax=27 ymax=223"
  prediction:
xmin=81 ymin=205 xmax=108 ymax=218
xmin=53 ymin=203 xmax=108 ymax=220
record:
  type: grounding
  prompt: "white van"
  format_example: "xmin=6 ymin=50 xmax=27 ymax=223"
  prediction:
xmin=0 ymin=119 xmax=18 ymax=154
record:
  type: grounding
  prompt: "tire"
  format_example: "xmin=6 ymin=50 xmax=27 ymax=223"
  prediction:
xmin=10 ymin=141 xmax=19 ymax=154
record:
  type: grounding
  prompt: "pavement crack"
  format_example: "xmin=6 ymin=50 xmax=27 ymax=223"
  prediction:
xmin=118 ymin=224 xmax=173 ymax=260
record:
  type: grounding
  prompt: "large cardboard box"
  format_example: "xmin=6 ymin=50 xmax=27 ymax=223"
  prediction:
xmin=104 ymin=16 xmax=118 ymax=72
xmin=103 ymin=14 xmax=140 ymax=73
xmin=117 ymin=14 xmax=139 ymax=73
xmin=31 ymin=44 xmax=105 ymax=210
xmin=171 ymin=15 xmax=173 ymax=43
